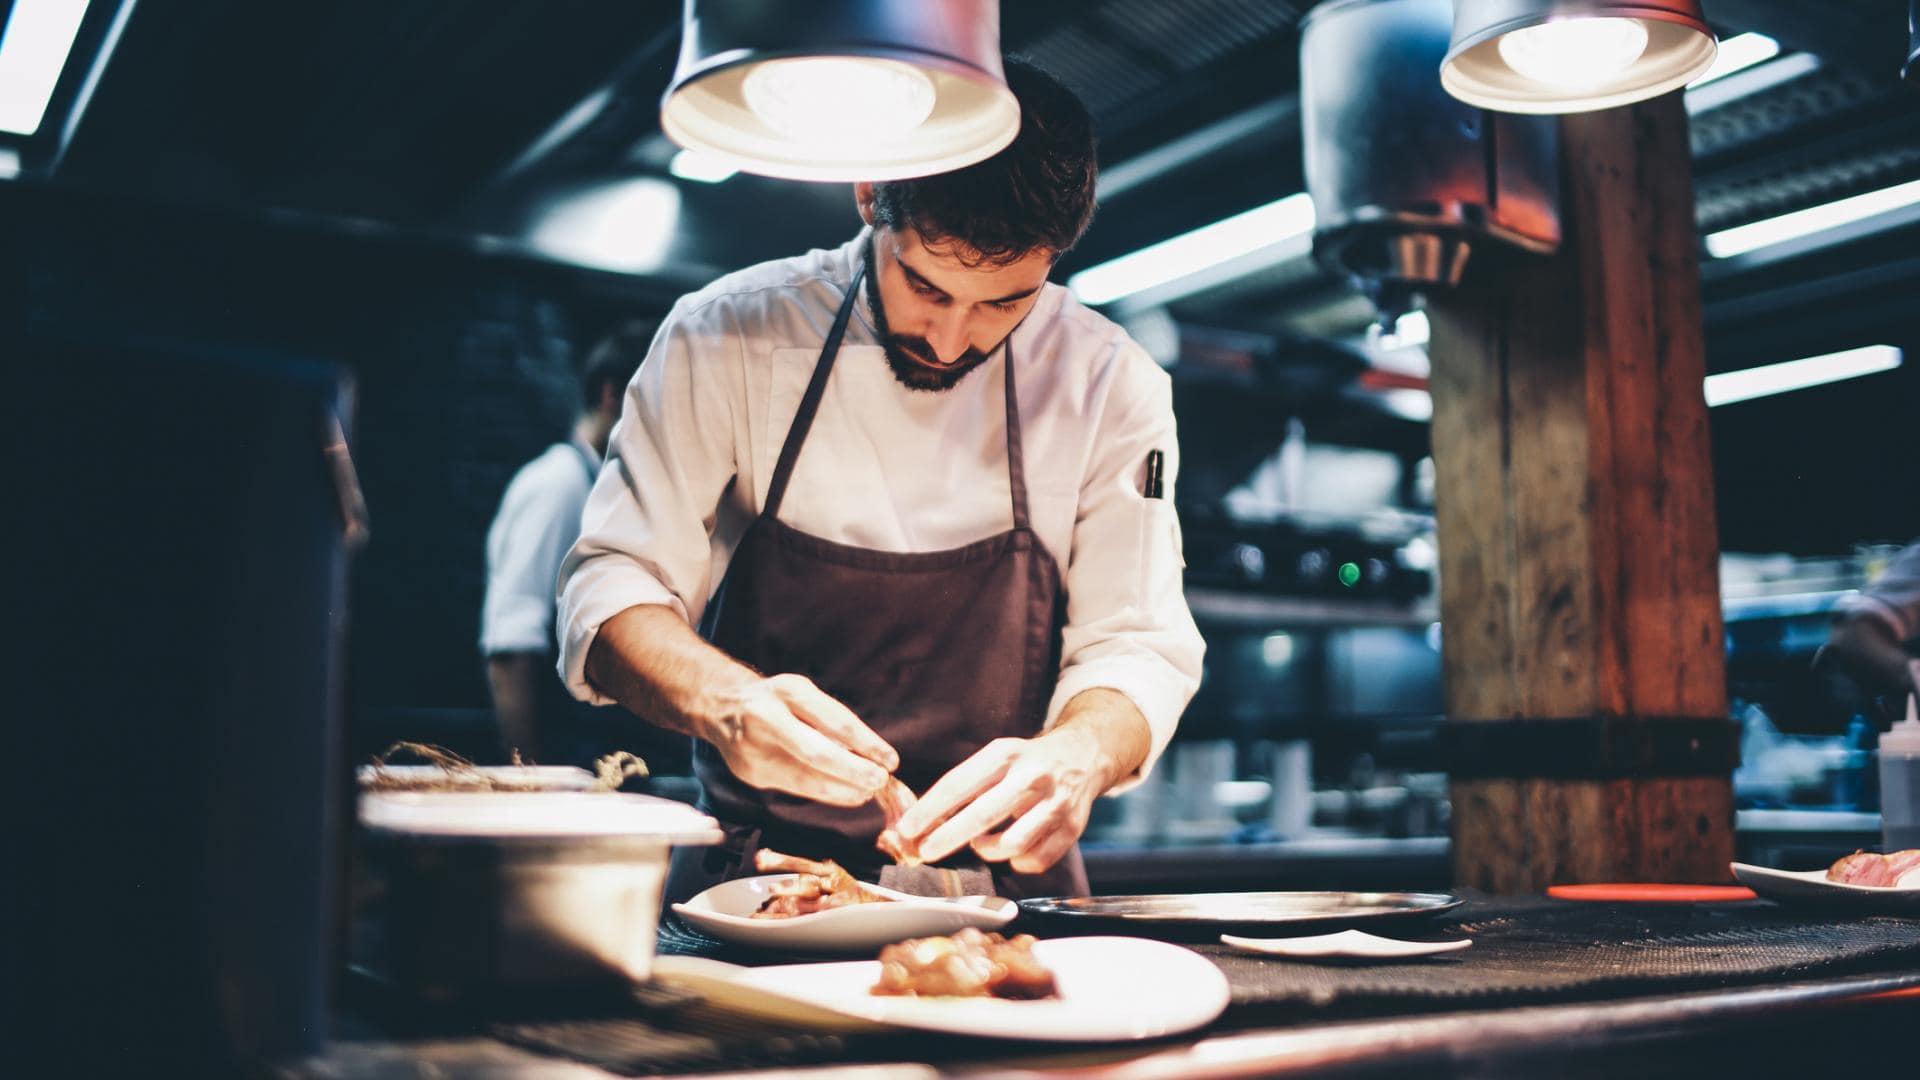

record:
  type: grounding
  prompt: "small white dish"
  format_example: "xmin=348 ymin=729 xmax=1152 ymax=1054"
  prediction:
xmin=672 ymin=873 xmax=1017 ymax=952
xmin=1731 ymin=862 xmax=1920 ymax=913
xmin=652 ymin=935 xmax=1230 ymax=1042
xmin=1220 ymin=928 xmax=1473 ymax=960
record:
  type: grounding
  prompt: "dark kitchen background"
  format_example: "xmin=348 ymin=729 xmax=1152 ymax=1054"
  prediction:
xmin=6 ymin=0 xmax=1917 ymax=858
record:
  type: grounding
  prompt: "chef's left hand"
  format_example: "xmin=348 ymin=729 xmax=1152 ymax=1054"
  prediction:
xmin=893 ymin=689 xmax=1150 ymax=874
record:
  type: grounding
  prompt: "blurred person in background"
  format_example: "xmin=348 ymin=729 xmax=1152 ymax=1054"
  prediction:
xmin=1823 ymin=539 xmax=1920 ymax=714
xmin=482 ymin=323 xmax=651 ymax=763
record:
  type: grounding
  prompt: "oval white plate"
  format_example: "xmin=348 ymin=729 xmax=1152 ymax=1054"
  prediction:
xmin=672 ymin=873 xmax=1017 ymax=952
xmin=653 ymin=935 xmax=1230 ymax=1042
xmin=1731 ymin=862 xmax=1920 ymax=913
xmin=1221 ymin=929 xmax=1472 ymax=959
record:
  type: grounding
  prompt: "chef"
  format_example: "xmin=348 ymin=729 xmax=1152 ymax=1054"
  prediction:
xmin=557 ymin=60 xmax=1203 ymax=901
xmin=481 ymin=323 xmax=649 ymax=765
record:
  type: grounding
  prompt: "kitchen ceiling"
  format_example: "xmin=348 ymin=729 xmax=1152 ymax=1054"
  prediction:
xmin=11 ymin=0 xmax=1914 ymax=554
xmin=26 ymin=0 xmax=1920 ymax=370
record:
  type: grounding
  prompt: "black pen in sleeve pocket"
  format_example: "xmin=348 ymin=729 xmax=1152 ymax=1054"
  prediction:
xmin=1143 ymin=449 xmax=1164 ymax=499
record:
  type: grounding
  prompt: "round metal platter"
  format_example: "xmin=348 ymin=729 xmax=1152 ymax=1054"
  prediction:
xmin=1018 ymin=891 xmax=1462 ymax=937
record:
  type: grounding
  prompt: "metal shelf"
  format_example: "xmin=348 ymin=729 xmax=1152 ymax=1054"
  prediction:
xmin=1185 ymin=586 xmax=1439 ymax=628
xmin=1721 ymin=590 xmax=1853 ymax=623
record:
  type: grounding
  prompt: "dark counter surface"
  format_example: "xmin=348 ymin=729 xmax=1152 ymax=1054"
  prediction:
xmin=296 ymin=972 xmax=1919 ymax=1079
xmin=291 ymin=892 xmax=1920 ymax=1079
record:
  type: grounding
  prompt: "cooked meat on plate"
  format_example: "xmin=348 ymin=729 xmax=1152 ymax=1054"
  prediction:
xmin=1827 ymin=849 xmax=1920 ymax=888
xmin=871 ymin=927 xmax=1059 ymax=999
xmin=750 ymin=849 xmax=888 ymax=918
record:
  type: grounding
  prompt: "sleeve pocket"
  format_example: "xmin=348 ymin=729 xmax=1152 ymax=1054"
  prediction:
xmin=1135 ymin=499 xmax=1186 ymax=609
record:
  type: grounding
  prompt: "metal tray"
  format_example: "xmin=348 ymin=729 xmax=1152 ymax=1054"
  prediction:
xmin=1018 ymin=891 xmax=1462 ymax=937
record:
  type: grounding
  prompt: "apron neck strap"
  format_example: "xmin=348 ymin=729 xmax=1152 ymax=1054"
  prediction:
xmin=764 ymin=262 xmax=866 ymax=521
xmin=570 ymin=439 xmax=599 ymax=483
xmin=761 ymin=260 xmax=1034 ymax=534
xmin=1002 ymin=336 xmax=1030 ymax=532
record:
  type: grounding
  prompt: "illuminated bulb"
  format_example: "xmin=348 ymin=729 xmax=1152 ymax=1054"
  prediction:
xmin=1497 ymin=17 xmax=1650 ymax=88
xmin=742 ymin=57 xmax=936 ymax=147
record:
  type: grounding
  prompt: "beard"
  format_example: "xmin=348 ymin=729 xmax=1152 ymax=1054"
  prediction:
xmin=864 ymin=236 xmax=994 ymax=393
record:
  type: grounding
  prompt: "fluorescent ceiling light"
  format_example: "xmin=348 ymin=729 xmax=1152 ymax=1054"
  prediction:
xmin=0 ymin=0 xmax=91 ymax=136
xmin=1705 ymin=178 xmax=1920 ymax=258
xmin=1703 ymin=345 xmax=1902 ymax=407
xmin=1685 ymin=51 xmax=1819 ymax=114
xmin=668 ymin=149 xmax=737 ymax=184
xmin=0 ymin=147 xmax=19 ymax=179
xmin=529 ymin=178 xmax=681 ymax=274
xmin=1068 ymin=192 xmax=1316 ymax=307
xmin=1688 ymin=32 xmax=1778 ymax=86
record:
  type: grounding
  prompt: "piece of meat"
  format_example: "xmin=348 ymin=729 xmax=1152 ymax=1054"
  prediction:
xmin=1883 ymin=849 xmax=1920 ymax=888
xmin=1826 ymin=849 xmax=1920 ymax=888
xmin=875 ymin=777 xmax=925 ymax=867
xmin=1884 ymin=849 xmax=1920 ymax=878
xmin=871 ymin=928 xmax=1059 ymax=1000
xmin=750 ymin=849 xmax=886 ymax=918
xmin=1828 ymin=851 xmax=1895 ymax=886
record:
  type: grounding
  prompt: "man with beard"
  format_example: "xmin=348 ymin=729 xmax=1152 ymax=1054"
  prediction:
xmin=557 ymin=60 xmax=1202 ymax=901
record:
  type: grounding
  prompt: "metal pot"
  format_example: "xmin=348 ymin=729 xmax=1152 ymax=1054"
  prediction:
xmin=358 ymin=791 xmax=720 ymax=1000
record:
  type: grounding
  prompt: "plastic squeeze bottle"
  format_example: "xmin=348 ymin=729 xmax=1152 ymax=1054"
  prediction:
xmin=1880 ymin=665 xmax=1920 ymax=852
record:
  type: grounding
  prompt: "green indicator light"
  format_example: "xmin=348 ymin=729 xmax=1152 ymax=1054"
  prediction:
xmin=1338 ymin=562 xmax=1361 ymax=588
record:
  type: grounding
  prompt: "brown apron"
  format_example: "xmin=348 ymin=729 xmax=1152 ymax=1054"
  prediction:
xmin=666 ymin=263 xmax=1087 ymax=903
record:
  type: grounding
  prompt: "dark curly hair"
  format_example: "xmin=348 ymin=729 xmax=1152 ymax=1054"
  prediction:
xmin=870 ymin=58 xmax=1098 ymax=266
xmin=580 ymin=319 xmax=654 ymax=408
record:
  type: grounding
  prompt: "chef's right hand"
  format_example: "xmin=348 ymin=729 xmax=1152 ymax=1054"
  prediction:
xmin=696 ymin=673 xmax=898 ymax=806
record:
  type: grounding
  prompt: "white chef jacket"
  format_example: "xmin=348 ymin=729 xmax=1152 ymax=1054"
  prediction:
xmin=557 ymin=232 xmax=1203 ymax=786
xmin=480 ymin=436 xmax=599 ymax=655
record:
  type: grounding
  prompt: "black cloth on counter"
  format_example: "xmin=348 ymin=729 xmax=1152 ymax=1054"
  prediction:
xmin=1197 ymin=894 xmax=1920 ymax=1019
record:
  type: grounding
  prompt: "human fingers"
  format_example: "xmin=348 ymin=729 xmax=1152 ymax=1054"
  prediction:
xmin=893 ymin=739 xmax=1019 ymax=840
xmin=727 ymin=701 xmax=890 ymax=806
xmin=969 ymin=793 xmax=1071 ymax=864
xmin=917 ymin=770 xmax=1049 ymax=864
xmin=1007 ymin=822 xmax=1081 ymax=875
xmin=770 ymin=674 xmax=899 ymax=771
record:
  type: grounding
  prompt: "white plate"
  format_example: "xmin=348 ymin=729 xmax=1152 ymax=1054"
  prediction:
xmin=672 ymin=874 xmax=1017 ymax=952
xmin=1730 ymin=862 xmax=1920 ymax=913
xmin=653 ymin=936 xmax=1230 ymax=1042
xmin=1220 ymin=929 xmax=1473 ymax=960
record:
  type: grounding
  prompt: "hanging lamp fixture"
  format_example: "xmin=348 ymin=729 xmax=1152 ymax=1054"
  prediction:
xmin=659 ymin=0 xmax=1020 ymax=182
xmin=1441 ymin=1 xmax=1719 ymax=114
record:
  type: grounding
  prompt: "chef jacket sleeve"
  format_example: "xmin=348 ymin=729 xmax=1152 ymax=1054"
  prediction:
xmin=1835 ymin=540 xmax=1920 ymax=642
xmin=1044 ymin=343 xmax=1204 ymax=792
xmin=479 ymin=463 xmax=580 ymax=655
xmin=555 ymin=299 xmax=743 ymax=704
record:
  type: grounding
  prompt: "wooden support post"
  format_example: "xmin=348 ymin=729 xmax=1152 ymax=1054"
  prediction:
xmin=1428 ymin=92 xmax=1735 ymax=894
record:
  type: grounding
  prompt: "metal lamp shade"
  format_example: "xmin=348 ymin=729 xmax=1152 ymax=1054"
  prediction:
xmin=1441 ymin=0 xmax=1718 ymax=114
xmin=660 ymin=0 xmax=1020 ymax=182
